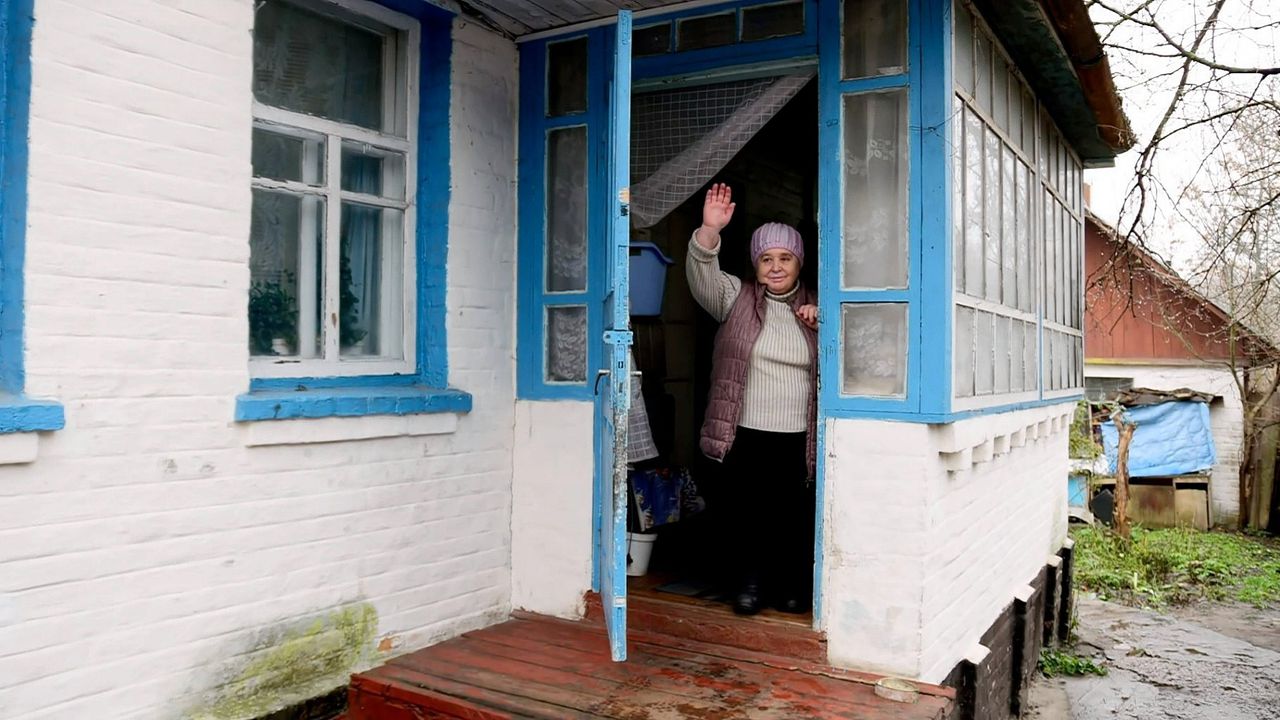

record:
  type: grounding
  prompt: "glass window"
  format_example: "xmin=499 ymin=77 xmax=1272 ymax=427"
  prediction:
xmin=842 ymin=0 xmax=907 ymax=79
xmin=955 ymin=305 xmax=975 ymax=398
xmin=252 ymin=127 xmax=325 ymax=185
xmin=547 ymin=38 xmax=588 ymax=116
xmin=963 ymin=107 xmax=984 ymax=297
xmin=842 ymin=90 xmax=909 ymax=289
xmin=249 ymin=0 xmax=413 ymax=374
xmin=954 ymin=3 xmax=974 ymax=95
xmin=253 ymin=0 xmax=389 ymax=132
xmin=742 ymin=1 xmax=805 ymax=41
xmin=546 ymin=306 xmax=588 ymax=383
xmin=634 ymin=23 xmax=672 ymax=56
xmin=678 ymin=13 xmax=736 ymax=51
xmin=546 ymin=127 xmax=589 ymax=293
xmin=841 ymin=303 xmax=908 ymax=397
xmin=250 ymin=190 xmax=325 ymax=359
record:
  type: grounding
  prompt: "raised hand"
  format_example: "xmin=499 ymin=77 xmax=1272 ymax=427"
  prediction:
xmin=702 ymin=183 xmax=735 ymax=232
xmin=695 ymin=183 xmax=736 ymax=249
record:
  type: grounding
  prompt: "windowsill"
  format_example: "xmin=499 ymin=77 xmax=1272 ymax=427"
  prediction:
xmin=0 ymin=395 xmax=66 ymax=465
xmin=235 ymin=385 xmax=472 ymax=422
xmin=236 ymin=384 xmax=472 ymax=447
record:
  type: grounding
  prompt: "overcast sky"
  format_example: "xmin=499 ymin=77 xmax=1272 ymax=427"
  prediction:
xmin=1082 ymin=1 xmax=1279 ymax=271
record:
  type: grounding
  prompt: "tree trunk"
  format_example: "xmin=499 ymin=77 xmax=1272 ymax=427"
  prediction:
xmin=1113 ymin=416 xmax=1136 ymax=540
xmin=1240 ymin=414 xmax=1255 ymax=531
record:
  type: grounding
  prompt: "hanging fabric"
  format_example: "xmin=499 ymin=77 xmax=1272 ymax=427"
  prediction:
xmin=629 ymin=72 xmax=815 ymax=228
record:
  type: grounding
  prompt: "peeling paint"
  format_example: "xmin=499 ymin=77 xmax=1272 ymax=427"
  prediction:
xmin=191 ymin=604 xmax=378 ymax=720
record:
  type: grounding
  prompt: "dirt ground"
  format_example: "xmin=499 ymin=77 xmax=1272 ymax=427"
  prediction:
xmin=1022 ymin=596 xmax=1280 ymax=719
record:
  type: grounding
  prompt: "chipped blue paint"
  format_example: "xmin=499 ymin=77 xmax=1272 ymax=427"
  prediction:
xmin=238 ymin=0 xmax=456 ymax=421
xmin=235 ymin=386 xmax=471 ymax=422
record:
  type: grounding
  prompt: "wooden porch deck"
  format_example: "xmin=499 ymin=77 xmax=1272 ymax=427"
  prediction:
xmin=345 ymin=594 xmax=955 ymax=719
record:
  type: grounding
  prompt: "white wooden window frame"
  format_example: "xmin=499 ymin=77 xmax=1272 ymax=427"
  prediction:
xmin=250 ymin=0 xmax=420 ymax=379
xmin=951 ymin=0 xmax=1085 ymax=407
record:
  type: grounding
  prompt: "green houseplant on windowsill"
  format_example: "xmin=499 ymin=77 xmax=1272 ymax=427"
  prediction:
xmin=249 ymin=279 xmax=297 ymax=356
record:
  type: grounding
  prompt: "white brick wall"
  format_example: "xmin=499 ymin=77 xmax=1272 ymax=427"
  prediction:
xmin=823 ymin=403 xmax=1072 ymax=683
xmin=0 ymin=2 xmax=519 ymax=718
xmin=1085 ymin=363 xmax=1244 ymax=525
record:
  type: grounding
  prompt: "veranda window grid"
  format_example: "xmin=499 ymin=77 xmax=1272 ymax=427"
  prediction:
xmin=952 ymin=0 xmax=1084 ymax=401
xmin=249 ymin=0 xmax=417 ymax=378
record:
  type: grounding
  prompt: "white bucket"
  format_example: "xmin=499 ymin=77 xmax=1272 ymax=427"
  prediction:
xmin=626 ymin=532 xmax=657 ymax=577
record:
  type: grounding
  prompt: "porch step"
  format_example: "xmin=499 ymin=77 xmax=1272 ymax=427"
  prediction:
xmin=345 ymin=612 xmax=955 ymax=720
xmin=585 ymin=591 xmax=828 ymax=664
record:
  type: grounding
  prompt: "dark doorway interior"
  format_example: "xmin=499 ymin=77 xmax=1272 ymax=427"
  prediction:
xmin=627 ymin=78 xmax=819 ymax=620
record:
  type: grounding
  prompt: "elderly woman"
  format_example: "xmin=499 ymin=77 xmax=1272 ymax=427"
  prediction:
xmin=686 ymin=183 xmax=818 ymax=615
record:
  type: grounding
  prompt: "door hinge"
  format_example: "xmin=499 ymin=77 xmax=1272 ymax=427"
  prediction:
xmin=603 ymin=330 xmax=633 ymax=345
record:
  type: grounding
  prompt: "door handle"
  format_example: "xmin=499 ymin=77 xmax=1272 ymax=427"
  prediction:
xmin=594 ymin=369 xmax=643 ymax=396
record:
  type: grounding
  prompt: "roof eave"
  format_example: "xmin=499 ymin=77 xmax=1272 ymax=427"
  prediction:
xmin=972 ymin=0 xmax=1134 ymax=166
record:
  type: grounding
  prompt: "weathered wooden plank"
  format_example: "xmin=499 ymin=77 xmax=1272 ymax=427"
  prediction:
xmin=363 ymin=664 xmax=604 ymax=720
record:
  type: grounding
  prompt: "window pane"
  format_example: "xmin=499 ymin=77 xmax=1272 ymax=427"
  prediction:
xmin=250 ymin=189 xmax=324 ymax=358
xmin=954 ymin=2 xmax=974 ymax=94
xmin=341 ymin=143 xmax=406 ymax=199
xmin=340 ymin=203 xmax=403 ymax=358
xmin=964 ymin=107 xmax=984 ymax=296
xmin=252 ymin=127 xmax=324 ymax=185
xmin=634 ymin=23 xmax=671 ymax=57
xmin=1016 ymin=161 xmax=1031 ymax=312
xmin=1021 ymin=88 xmax=1036 ymax=153
xmin=993 ymin=56 xmax=1009 ymax=133
xmin=1010 ymin=319 xmax=1025 ymax=393
xmin=1024 ymin=321 xmax=1037 ymax=392
xmin=974 ymin=309 xmax=993 ymax=395
xmin=841 ymin=303 xmax=907 ymax=397
xmin=842 ymin=90 xmax=908 ymax=289
xmin=983 ymin=127 xmax=1001 ymax=302
xmin=546 ymin=306 xmax=588 ymax=382
xmin=1001 ymin=145 xmax=1016 ymax=307
xmin=678 ymin=13 xmax=735 ymax=51
xmin=994 ymin=315 xmax=1011 ymax=394
xmin=955 ymin=305 xmax=975 ymax=398
xmin=742 ymin=1 xmax=805 ymax=41
xmin=547 ymin=127 xmax=588 ymax=293
xmin=253 ymin=0 xmax=386 ymax=130
xmin=953 ymin=96 xmax=965 ymax=290
xmin=842 ymin=0 xmax=907 ymax=79
xmin=547 ymin=38 xmax=588 ymax=116
xmin=974 ymin=32 xmax=991 ymax=114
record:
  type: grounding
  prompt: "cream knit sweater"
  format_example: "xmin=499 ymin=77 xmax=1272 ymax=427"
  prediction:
xmin=686 ymin=234 xmax=811 ymax=434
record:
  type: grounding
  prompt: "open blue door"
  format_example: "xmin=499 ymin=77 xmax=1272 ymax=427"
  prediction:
xmin=596 ymin=10 xmax=633 ymax=663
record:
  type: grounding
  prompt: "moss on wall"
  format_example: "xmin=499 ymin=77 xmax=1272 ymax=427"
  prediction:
xmin=191 ymin=604 xmax=379 ymax=720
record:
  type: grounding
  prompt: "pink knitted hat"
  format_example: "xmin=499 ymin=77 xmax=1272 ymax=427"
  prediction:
xmin=750 ymin=223 xmax=805 ymax=267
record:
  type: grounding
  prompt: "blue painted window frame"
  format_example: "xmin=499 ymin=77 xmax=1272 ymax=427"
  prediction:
xmin=236 ymin=0 xmax=471 ymax=422
xmin=517 ymin=0 xmax=818 ymax=401
xmin=0 ymin=0 xmax=65 ymax=434
xmin=816 ymin=0 xmax=941 ymax=420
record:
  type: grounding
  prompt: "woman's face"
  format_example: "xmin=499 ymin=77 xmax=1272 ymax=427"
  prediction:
xmin=756 ymin=248 xmax=800 ymax=294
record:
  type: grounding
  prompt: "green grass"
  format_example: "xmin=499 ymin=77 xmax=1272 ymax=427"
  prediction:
xmin=1072 ymin=526 xmax=1280 ymax=608
xmin=1038 ymin=648 xmax=1107 ymax=677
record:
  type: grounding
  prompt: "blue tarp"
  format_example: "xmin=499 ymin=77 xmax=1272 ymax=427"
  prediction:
xmin=1100 ymin=401 xmax=1216 ymax=477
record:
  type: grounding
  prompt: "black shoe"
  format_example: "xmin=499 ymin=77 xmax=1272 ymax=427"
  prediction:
xmin=733 ymin=583 xmax=763 ymax=615
xmin=774 ymin=594 xmax=811 ymax=614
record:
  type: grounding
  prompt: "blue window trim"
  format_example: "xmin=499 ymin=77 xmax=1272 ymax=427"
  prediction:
xmin=0 ymin=0 xmax=65 ymax=434
xmin=816 ymin=0 xmax=926 ymax=416
xmin=517 ymin=0 xmax=818 ymax=401
xmin=235 ymin=0 xmax=469 ymax=423
xmin=517 ymin=29 xmax=612 ymax=401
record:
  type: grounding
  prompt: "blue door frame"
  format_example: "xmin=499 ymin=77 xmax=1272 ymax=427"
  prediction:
xmin=516 ymin=0 xmax=959 ymax=631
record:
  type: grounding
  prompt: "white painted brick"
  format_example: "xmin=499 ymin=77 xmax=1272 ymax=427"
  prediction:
xmin=823 ymin=403 xmax=1073 ymax=683
xmin=2 ymin=3 xmax=519 ymax=718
